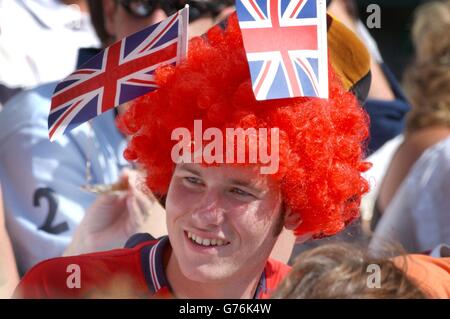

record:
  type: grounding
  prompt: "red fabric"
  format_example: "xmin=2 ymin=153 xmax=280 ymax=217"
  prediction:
xmin=14 ymin=239 xmax=289 ymax=299
xmin=14 ymin=241 xmax=154 ymax=299
xmin=260 ymin=259 xmax=291 ymax=299
xmin=394 ymin=255 xmax=450 ymax=299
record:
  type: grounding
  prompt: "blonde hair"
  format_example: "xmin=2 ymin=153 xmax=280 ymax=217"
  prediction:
xmin=403 ymin=0 xmax=450 ymax=132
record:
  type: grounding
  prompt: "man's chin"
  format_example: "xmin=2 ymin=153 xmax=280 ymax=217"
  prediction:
xmin=181 ymin=261 xmax=237 ymax=284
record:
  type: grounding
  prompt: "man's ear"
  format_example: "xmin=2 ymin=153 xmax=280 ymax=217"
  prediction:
xmin=283 ymin=208 xmax=302 ymax=231
xmin=102 ymin=0 xmax=117 ymax=39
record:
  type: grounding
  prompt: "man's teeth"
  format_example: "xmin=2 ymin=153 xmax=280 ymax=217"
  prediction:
xmin=187 ymin=231 xmax=228 ymax=247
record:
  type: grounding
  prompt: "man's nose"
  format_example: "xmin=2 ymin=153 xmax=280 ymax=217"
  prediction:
xmin=191 ymin=191 xmax=226 ymax=229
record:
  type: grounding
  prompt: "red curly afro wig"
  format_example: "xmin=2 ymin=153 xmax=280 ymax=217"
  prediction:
xmin=117 ymin=14 xmax=371 ymax=238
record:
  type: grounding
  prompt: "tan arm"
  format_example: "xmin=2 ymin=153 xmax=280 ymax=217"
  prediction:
xmin=0 ymin=185 xmax=20 ymax=299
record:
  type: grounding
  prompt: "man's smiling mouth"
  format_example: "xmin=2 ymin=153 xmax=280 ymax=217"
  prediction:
xmin=186 ymin=231 xmax=230 ymax=247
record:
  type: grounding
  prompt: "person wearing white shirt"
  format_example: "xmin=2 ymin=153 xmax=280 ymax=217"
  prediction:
xmin=0 ymin=0 xmax=100 ymax=103
xmin=371 ymin=137 xmax=450 ymax=254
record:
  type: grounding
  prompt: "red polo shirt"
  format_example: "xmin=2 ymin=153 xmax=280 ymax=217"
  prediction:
xmin=14 ymin=235 xmax=291 ymax=299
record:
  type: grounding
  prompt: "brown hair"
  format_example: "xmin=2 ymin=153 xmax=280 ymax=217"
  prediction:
xmin=341 ymin=0 xmax=359 ymax=20
xmin=403 ymin=0 xmax=450 ymax=133
xmin=86 ymin=0 xmax=116 ymax=47
xmin=272 ymin=243 xmax=426 ymax=299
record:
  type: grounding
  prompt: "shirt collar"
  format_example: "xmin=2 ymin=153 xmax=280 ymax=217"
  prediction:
xmin=140 ymin=236 xmax=171 ymax=297
xmin=254 ymin=270 xmax=268 ymax=299
xmin=141 ymin=236 xmax=269 ymax=299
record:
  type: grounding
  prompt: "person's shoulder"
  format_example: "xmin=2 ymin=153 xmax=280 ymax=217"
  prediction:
xmin=15 ymin=241 xmax=157 ymax=298
xmin=0 ymin=83 xmax=57 ymax=141
xmin=3 ymin=82 xmax=56 ymax=118
xmin=414 ymin=136 xmax=450 ymax=171
xmin=258 ymin=258 xmax=291 ymax=298
xmin=402 ymin=136 xmax=450 ymax=203
xmin=430 ymin=136 xmax=450 ymax=164
xmin=395 ymin=136 xmax=450 ymax=199
xmin=394 ymin=254 xmax=450 ymax=298
xmin=265 ymin=258 xmax=291 ymax=286
xmin=124 ymin=233 xmax=157 ymax=248
xmin=266 ymin=258 xmax=291 ymax=275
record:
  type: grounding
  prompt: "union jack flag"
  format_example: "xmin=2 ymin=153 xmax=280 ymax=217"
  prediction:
xmin=48 ymin=7 xmax=189 ymax=141
xmin=236 ymin=0 xmax=328 ymax=100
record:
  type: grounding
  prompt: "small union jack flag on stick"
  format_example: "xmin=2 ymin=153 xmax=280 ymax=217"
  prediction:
xmin=236 ymin=0 xmax=328 ymax=100
xmin=48 ymin=6 xmax=189 ymax=141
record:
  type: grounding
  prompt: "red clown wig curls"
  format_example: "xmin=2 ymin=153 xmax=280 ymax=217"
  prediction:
xmin=118 ymin=14 xmax=371 ymax=238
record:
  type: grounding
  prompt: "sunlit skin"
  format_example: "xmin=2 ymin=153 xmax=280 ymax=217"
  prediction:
xmin=164 ymin=163 xmax=301 ymax=299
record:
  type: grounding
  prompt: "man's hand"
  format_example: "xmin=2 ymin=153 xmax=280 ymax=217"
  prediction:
xmin=64 ymin=170 xmax=167 ymax=256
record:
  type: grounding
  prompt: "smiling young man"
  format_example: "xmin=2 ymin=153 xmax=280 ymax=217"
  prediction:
xmin=163 ymin=164 xmax=294 ymax=298
xmin=14 ymin=12 xmax=371 ymax=299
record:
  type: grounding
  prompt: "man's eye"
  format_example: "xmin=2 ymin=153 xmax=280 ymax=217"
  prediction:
xmin=184 ymin=176 xmax=203 ymax=186
xmin=230 ymin=187 xmax=253 ymax=197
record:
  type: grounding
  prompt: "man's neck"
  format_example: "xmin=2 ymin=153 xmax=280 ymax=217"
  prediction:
xmin=164 ymin=249 xmax=265 ymax=299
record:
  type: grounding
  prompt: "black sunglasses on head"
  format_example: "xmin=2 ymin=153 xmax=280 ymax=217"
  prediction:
xmin=117 ymin=0 xmax=225 ymax=22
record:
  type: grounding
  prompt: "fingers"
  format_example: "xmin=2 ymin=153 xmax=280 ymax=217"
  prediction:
xmin=94 ymin=192 xmax=128 ymax=209
xmin=125 ymin=195 xmax=144 ymax=237
xmin=83 ymin=193 xmax=128 ymax=227
xmin=126 ymin=169 xmax=154 ymax=192
xmin=126 ymin=190 xmax=167 ymax=239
